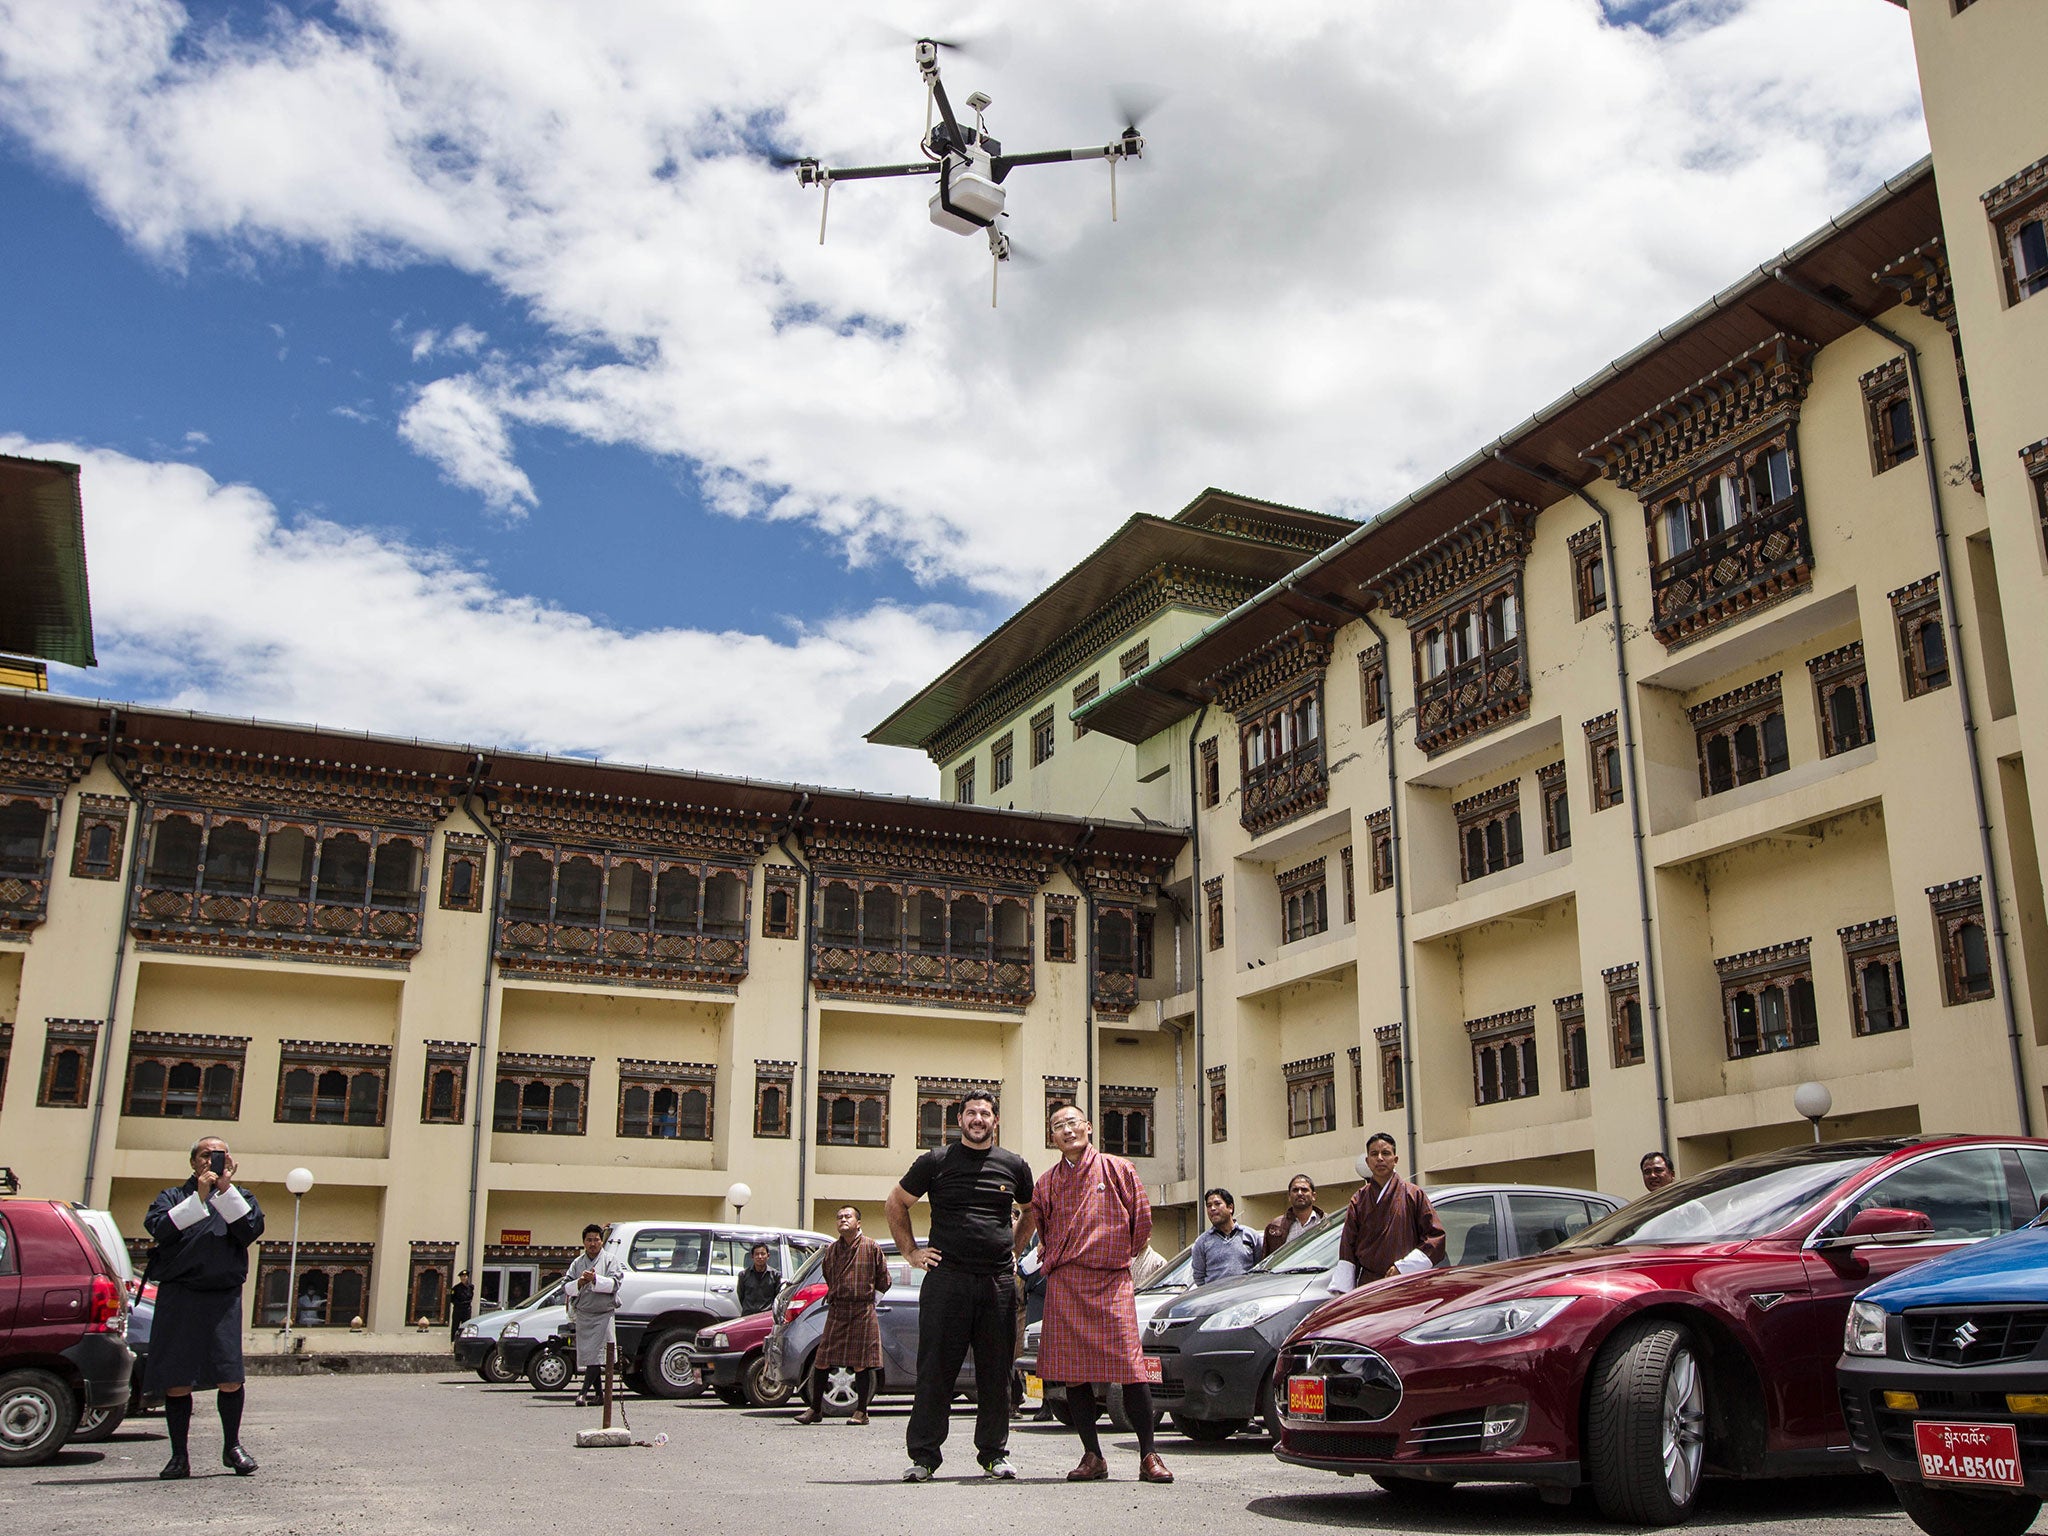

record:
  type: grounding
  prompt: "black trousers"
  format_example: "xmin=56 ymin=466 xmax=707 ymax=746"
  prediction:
xmin=905 ymin=1265 xmax=1018 ymax=1470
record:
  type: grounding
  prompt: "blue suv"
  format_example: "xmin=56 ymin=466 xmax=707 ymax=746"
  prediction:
xmin=1840 ymin=1215 xmax=2048 ymax=1536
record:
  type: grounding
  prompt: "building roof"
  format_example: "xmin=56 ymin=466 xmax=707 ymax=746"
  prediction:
xmin=0 ymin=455 xmax=95 ymax=669
xmin=1077 ymin=158 xmax=1944 ymax=744
xmin=864 ymin=488 xmax=1355 ymax=752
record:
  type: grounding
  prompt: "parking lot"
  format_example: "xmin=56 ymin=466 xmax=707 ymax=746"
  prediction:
xmin=3 ymin=1374 xmax=2033 ymax=1535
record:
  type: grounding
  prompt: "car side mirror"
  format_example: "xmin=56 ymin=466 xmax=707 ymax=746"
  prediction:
xmin=1815 ymin=1207 xmax=1936 ymax=1249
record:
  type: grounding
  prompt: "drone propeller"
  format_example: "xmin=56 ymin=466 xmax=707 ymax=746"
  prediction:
xmin=1109 ymin=84 xmax=1166 ymax=138
xmin=852 ymin=20 xmax=1011 ymax=64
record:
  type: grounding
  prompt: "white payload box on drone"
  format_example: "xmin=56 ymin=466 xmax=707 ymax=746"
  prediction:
xmin=929 ymin=168 xmax=1005 ymax=234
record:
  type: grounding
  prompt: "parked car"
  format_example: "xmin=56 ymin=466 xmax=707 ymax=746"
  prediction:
xmin=64 ymin=1207 xmax=138 ymax=1439
xmin=694 ymin=1307 xmax=789 ymax=1407
xmin=1148 ymin=1184 xmax=1616 ymax=1442
xmin=1272 ymin=1135 xmax=2048 ymax=1526
xmin=766 ymin=1240 xmax=978 ymax=1414
xmin=0 ymin=1198 xmax=133 ymax=1466
xmin=1840 ymin=1209 xmax=2048 ymax=1536
xmin=454 ymin=1277 xmax=565 ymax=1383
xmin=1019 ymin=1242 xmax=1197 ymax=1429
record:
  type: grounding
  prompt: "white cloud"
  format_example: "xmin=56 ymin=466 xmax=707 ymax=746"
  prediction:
xmin=13 ymin=434 xmax=976 ymax=796
xmin=406 ymin=322 xmax=488 ymax=361
xmin=0 ymin=0 xmax=1927 ymax=603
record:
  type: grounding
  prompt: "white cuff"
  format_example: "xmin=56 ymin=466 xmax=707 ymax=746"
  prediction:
xmin=1393 ymin=1248 xmax=1432 ymax=1275
xmin=589 ymin=1274 xmax=617 ymax=1293
xmin=212 ymin=1185 xmax=252 ymax=1222
xmin=167 ymin=1192 xmax=210 ymax=1230
xmin=1325 ymin=1260 xmax=1359 ymax=1295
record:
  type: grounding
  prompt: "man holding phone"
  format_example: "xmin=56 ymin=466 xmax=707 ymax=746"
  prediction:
xmin=143 ymin=1136 xmax=266 ymax=1479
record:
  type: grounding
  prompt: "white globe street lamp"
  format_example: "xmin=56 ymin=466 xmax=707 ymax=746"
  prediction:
xmin=727 ymin=1181 xmax=752 ymax=1222
xmin=283 ymin=1167 xmax=315 ymax=1344
xmin=1354 ymin=1151 xmax=1376 ymax=1182
xmin=1793 ymin=1082 xmax=1833 ymax=1144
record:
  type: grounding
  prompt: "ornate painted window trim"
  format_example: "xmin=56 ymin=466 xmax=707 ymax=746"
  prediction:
xmin=1454 ymin=780 xmax=1523 ymax=882
xmin=1359 ymin=644 xmax=1388 ymax=725
xmin=1347 ymin=1045 xmax=1363 ymax=1126
xmin=1890 ymin=575 xmax=1950 ymax=698
xmin=753 ymin=1060 xmax=793 ymax=1139
xmin=1100 ymin=1083 xmax=1155 ymax=1158
xmin=1809 ymin=643 xmax=1874 ymax=758
xmin=1928 ymin=877 xmax=1994 ymax=1005
xmin=1603 ymin=964 xmax=1643 ymax=1068
xmin=1206 ymin=1064 xmax=1227 ymax=1143
xmin=1118 ymin=640 xmax=1150 ymax=680
xmin=0 ymin=791 xmax=57 ymax=933
xmin=498 ymin=843 xmax=751 ymax=988
xmin=1071 ymin=674 xmax=1099 ymax=738
xmin=123 ymin=1030 xmax=248 ymax=1119
xmin=1374 ymin=1024 xmax=1404 ymax=1113
xmin=1861 ymin=357 xmax=1917 ymax=475
xmin=1340 ymin=845 xmax=1355 ymax=925
xmin=1208 ymin=622 xmax=1333 ymax=836
xmin=1982 ymin=151 xmax=2048 ymax=307
xmin=255 ymin=1240 xmax=373 ymax=1328
xmin=1586 ymin=714 xmax=1623 ymax=812
xmin=1716 ymin=938 xmax=1818 ymax=1059
xmin=1838 ymin=917 xmax=1908 ymax=1037
xmin=1043 ymin=1075 xmax=1079 ymax=1148
xmin=37 ymin=1017 xmax=98 ymax=1108
xmin=0 ymin=1021 xmax=11 ymax=1110
xmin=1690 ymin=674 xmax=1789 ymax=796
xmin=1277 ymin=856 xmax=1328 ymax=944
xmin=1198 ymin=737 xmax=1220 ymax=808
xmin=1029 ymin=707 xmax=1056 ymax=768
xmin=439 ymin=832 xmax=487 ymax=913
xmin=990 ymin=733 xmax=1014 ymax=792
xmin=1555 ymin=994 xmax=1589 ymax=1090
xmin=1203 ymin=876 xmax=1223 ymax=952
xmin=491 ymin=1051 xmax=591 ymax=1136
xmin=407 ymin=1240 xmax=457 ymax=1325
xmin=1568 ymin=524 xmax=1607 ymax=622
xmin=1468 ymin=1006 xmax=1538 ymax=1105
xmin=70 ymin=793 xmax=130 ymax=882
xmin=421 ymin=1040 xmax=470 ymax=1124
xmin=1283 ymin=1052 xmax=1336 ymax=1138
xmin=814 ymin=876 xmax=1034 ymax=1009
xmin=1044 ymin=892 xmax=1077 ymax=963
xmin=954 ymin=761 xmax=975 ymax=805
xmin=1094 ymin=900 xmax=1142 ymax=1016
xmin=275 ymin=1039 xmax=391 ymax=1126
xmin=761 ymin=866 xmax=800 ymax=940
xmin=2021 ymin=436 xmax=2048 ymax=555
xmin=818 ymin=1069 xmax=891 ymax=1147
xmin=618 ymin=1058 xmax=715 ymax=1141
xmin=1537 ymin=761 xmax=1571 ymax=854
xmin=1367 ymin=809 xmax=1393 ymax=893
xmin=915 ymin=1075 xmax=1002 ymax=1149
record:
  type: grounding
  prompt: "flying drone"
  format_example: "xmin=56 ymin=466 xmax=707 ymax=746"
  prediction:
xmin=787 ymin=38 xmax=1146 ymax=304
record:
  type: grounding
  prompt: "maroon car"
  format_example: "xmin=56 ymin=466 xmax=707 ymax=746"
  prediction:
xmin=0 ymin=1198 xmax=133 ymax=1465
xmin=1273 ymin=1135 xmax=2048 ymax=1526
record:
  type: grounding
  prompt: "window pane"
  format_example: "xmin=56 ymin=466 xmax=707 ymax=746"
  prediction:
xmin=347 ymin=1070 xmax=381 ymax=1125
xmin=1848 ymin=1148 xmax=2014 ymax=1240
xmin=1438 ymin=1197 xmax=1499 ymax=1267
xmin=551 ymin=1081 xmax=581 ymax=1134
xmin=703 ymin=871 xmax=744 ymax=936
xmin=655 ymin=865 xmax=701 ymax=931
xmin=862 ymin=886 xmax=901 ymax=946
xmin=951 ymin=894 xmax=988 ymax=951
xmin=164 ymin=1060 xmax=202 ymax=1117
xmin=314 ymin=1068 xmax=349 ymax=1123
xmin=556 ymin=857 xmax=602 ymax=922
xmin=1508 ymin=1193 xmax=1599 ymax=1256
xmin=282 ymin=1066 xmax=315 ymax=1122
xmin=262 ymin=827 xmax=310 ymax=897
xmin=429 ymin=1067 xmax=456 ymax=1120
xmin=508 ymin=850 xmax=553 ymax=920
xmin=204 ymin=822 xmax=260 ymax=891
xmin=1960 ymin=922 xmax=1991 ymax=993
xmin=126 ymin=1057 xmax=164 ymax=1115
xmin=371 ymin=839 xmax=417 ymax=901
xmin=605 ymin=861 xmax=651 ymax=922
xmin=317 ymin=833 xmax=370 ymax=904
xmin=331 ymin=1268 xmax=364 ymax=1324
xmin=821 ymin=881 xmax=858 ymax=940
xmin=149 ymin=815 xmax=202 ymax=884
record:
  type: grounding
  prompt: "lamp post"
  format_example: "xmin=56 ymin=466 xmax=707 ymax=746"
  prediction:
xmin=283 ymin=1167 xmax=314 ymax=1344
xmin=727 ymin=1181 xmax=752 ymax=1223
xmin=1794 ymin=1082 xmax=1833 ymax=1145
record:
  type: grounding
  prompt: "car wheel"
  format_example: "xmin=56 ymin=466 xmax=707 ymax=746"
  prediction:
xmin=1170 ymin=1411 xmax=1245 ymax=1442
xmin=1892 ymin=1481 xmax=2042 ymax=1536
xmin=816 ymin=1366 xmax=864 ymax=1416
xmin=1372 ymin=1474 xmax=1455 ymax=1499
xmin=1259 ymin=1369 xmax=1282 ymax=1440
xmin=526 ymin=1347 xmax=573 ymax=1393
xmin=69 ymin=1401 xmax=127 ymax=1443
xmin=744 ymin=1353 xmax=794 ymax=1409
xmin=0 ymin=1370 xmax=80 ymax=1467
xmin=1104 ymin=1384 xmax=1132 ymax=1433
xmin=1587 ymin=1318 xmax=1707 ymax=1525
xmin=642 ymin=1328 xmax=702 ymax=1399
xmin=477 ymin=1345 xmax=517 ymax=1385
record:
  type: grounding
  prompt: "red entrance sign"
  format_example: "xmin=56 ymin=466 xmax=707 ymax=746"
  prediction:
xmin=1913 ymin=1421 xmax=2023 ymax=1487
xmin=1287 ymin=1376 xmax=1326 ymax=1419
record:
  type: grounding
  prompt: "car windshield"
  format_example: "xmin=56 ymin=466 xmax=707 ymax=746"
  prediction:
xmin=520 ymin=1279 xmax=565 ymax=1310
xmin=1258 ymin=1219 xmax=1347 ymax=1275
xmin=1140 ymin=1244 xmax=1197 ymax=1291
xmin=1563 ymin=1150 xmax=1889 ymax=1246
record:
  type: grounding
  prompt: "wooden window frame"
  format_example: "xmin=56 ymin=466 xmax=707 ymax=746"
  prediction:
xmin=1538 ymin=761 xmax=1571 ymax=854
xmin=1586 ymin=714 xmax=1624 ymax=812
xmin=275 ymin=1040 xmax=391 ymax=1127
xmin=954 ymin=761 xmax=975 ymax=805
xmin=421 ymin=1041 xmax=470 ymax=1125
xmin=1118 ymin=640 xmax=1150 ymax=680
xmin=817 ymin=1071 xmax=891 ymax=1148
xmin=1042 ymin=1076 xmax=1079 ymax=1148
xmin=1277 ymin=856 xmax=1328 ymax=944
xmin=1468 ymin=1008 xmax=1539 ymax=1106
xmin=1861 ymin=357 xmax=1918 ymax=474
xmin=1690 ymin=675 xmax=1789 ymax=796
xmin=1409 ymin=573 xmax=1527 ymax=755
xmin=915 ymin=1077 xmax=1000 ymax=1150
xmin=1838 ymin=918 xmax=1909 ymax=1037
xmin=1207 ymin=1065 xmax=1227 ymax=1143
xmin=1340 ymin=845 xmax=1355 ymax=925
xmin=1199 ymin=737 xmax=1220 ymax=808
xmin=1556 ymin=994 xmax=1590 ymax=1091
xmin=255 ymin=1240 xmax=373 ymax=1329
xmin=69 ymin=794 xmax=129 ymax=882
xmin=1359 ymin=645 xmax=1387 ymax=725
xmin=1203 ymin=876 xmax=1223 ymax=952
xmin=990 ymin=733 xmax=1014 ymax=792
xmin=2023 ymin=437 xmax=2048 ymax=556
xmin=1044 ymin=893 xmax=1077 ymax=963
xmin=491 ymin=1052 xmax=591 ymax=1136
xmin=1234 ymin=677 xmax=1328 ymax=835
xmin=753 ymin=1061 xmax=793 ymax=1139
xmin=1100 ymin=1085 xmax=1155 ymax=1159
xmin=1029 ymin=708 xmax=1056 ymax=768
xmin=1569 ymin=525 xmax=1607 ymax=621
xmin=1367 ymin=809 xmax=1393 ymax=893
xmin=439 ymin=832 xmax=487 ymax=913
xmin=1071 ymin=674 xmax=1099 ymax=738
xmin=1347 ymin=1045 xmax=1363 ymax=1126
xmin=1604 ymin=965 xmax=1644 ymax=1067
xmin=1890 ymin=575 xmax=1950 ymax=698
xmin=407 ymin=1241 xmax=457 ymax=1325
xmin=1375 ymin=1025 xmax=1404 ymax=1113
xmin=1809 ymin=642 xmax=1874 ymax=757
xmin=1929 ymin=877 xmax=1995 ymax=1005
xmin=618 ymin=1059 xmax=715 ymax=1141
xmin=0 ymin=1021 xmax=11 ymax=1112
xmin=1985 ymin=154 xmax=2048 ymax=307
xmin=761 ymin=867 xmax=801 ymax=940
xmin=122 ymin=1031 xmax=247 ymax=1119
xmin=1454 ymin=781 xmax=1523 ymax=882
xmin=0 ymin=791 xmax=57 ymax=931
xmin=1284 ymin=1053 xmax=1336 ymax=1139
xmin=1717 ymin=939 xmax=1819 ymax=1060
xmin=813 ymin=877 xmax=1034 ymax=1006
xmin=37 ymin=1018 xmax=98 ymax=1108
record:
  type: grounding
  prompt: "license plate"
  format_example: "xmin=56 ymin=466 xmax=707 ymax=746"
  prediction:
xmin=1024 ymin=1373 xmax=1043 ymax=1403
xmin=1914 ymin=1421 xmax=2023 ymax=1487
xmin=1143 ymin=1355 xmax=1163 ymax=1384
xmin=1287 ymin=1376 xmax=1326 ymax=1419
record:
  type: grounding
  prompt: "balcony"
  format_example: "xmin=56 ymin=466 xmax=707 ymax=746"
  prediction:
xmin=1241 ymin=742 xmax=1327 ymax=836
xmin=813 ymin=941 xmax=1033 ymax=1008
xmin=1413 ymin=637 xmax=1528 ymax=757
xmin=1650 ymin=498 xmax=1812 ymax=648
xmin=813 ymin=881 xmax=1032 ymax=1009
xmin=133 ymin=883 xmax=423 ymax=960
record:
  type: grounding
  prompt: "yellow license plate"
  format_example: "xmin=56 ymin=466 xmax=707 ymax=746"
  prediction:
xmin=1024 ymin=1372 xmax=1043 ymax=1403
xmin=1288 ymin=1376 xmax=1326 ymax=1418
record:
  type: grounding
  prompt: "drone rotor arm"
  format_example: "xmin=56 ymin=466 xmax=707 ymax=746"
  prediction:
xmin=811 ymin=160 xmax=947 ymax=183
xmin=989 ymin=137 xmax=1144 ymax=182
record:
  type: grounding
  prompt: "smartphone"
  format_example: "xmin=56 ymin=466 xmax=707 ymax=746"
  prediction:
xmin=209 ymin=1150 xmax=228 ymax=1177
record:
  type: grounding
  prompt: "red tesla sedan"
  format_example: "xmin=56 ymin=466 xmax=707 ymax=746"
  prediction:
xmin=1273 ymin=1135 xmax=2048 ymax=1526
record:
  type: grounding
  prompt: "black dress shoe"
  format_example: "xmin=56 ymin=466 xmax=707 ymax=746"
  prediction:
xmin=224 ymin=1444 xmax=259 ymax=1476
xmin=158 ymin=1453 xmax=190 ymax=1480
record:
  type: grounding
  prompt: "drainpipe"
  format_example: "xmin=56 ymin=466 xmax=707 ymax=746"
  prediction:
xmin=1491 ymin=452 xmax=1673 ymax=1157
xmin=1356 ymin=604 xmax=1422 ymax=1175
xmin=776 ymin=792 xmax=815 ymax=1226
xmin=459 ymin=754 xmax=502 ymax=1276
xmin=81 ymin=708 xmax=146 ymax=1206
xmin=1768 ymin=269 xmax=2031 ymax=1134
xmin=1183 ymin=702 xmax=1210 ymax=1210
xmin=1059 ymin=824 xmax=1099 ymax=1125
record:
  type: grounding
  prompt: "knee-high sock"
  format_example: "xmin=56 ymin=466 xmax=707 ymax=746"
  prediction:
xmin=217 ymin=1387 xmax=245 ymax=1446
xmin=1059 ymin=1383 xmax=1103 ymax=1457
xmin=582 ymin=1364 xmax=603 ymax=1395
xmin=1121 ymin=1382 xmax=1156 ymax=1457
xmin=854 ymin=1368 xmax=877 ymax=1411
xmin=165 ymin=1392 xmax=192 ymax=1457
xmin=807 ymin=1368 xmax=827 ymax=1412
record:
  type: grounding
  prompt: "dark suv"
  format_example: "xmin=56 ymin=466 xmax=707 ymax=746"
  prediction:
xmin=0 ymin=1198 xmax=133 ymax=1465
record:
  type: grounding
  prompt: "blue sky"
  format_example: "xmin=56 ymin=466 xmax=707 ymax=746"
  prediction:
xmin=0 ymin=1 xmax=1927 ymax=795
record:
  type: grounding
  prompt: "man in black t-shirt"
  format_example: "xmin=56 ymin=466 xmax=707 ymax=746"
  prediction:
xmin=885 ymin=1087 xmax=1034 ymax=1481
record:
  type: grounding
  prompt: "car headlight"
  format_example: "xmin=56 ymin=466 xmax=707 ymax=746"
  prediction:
xmin=709 ymin=1332 xmax=729 ymax=1351
xmin=1398 ymin=1295 xmax=1574 ymax=1346
xmin=459 ymin=1322 xmax=478 ymax=1337
xmin=502 ymin=1324 xmax=524 ymax=1340
xmin=1197 ymin=1294 xmax=1300 ymax=1333
xmin=1844 ymin=1300 xmax=1889 ymax=1357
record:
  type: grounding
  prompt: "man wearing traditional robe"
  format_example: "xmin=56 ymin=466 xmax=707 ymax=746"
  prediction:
xmin=793 ymin=1205 xmax=892 ymax=1425
xmin=1330 ymin=1132 xmax=1446 ymax=1293
xmin=1264 ymin=1174 xmax=1326 ymax=1256
xmin=1024 ymin=1102 xmax=1172 ymax=1485
xmin=563 ymin=1223 xmax=624 ymax=1406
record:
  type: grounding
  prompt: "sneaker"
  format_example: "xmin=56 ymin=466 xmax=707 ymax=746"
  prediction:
xmin=980 ymin=1454 xmax=1018 ymax=1480
xmin=902 ymin=1462 xmax=936 ymax=1483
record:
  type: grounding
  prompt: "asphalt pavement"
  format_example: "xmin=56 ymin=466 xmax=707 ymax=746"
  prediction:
xmin=3 ymin=1376 xmax=2035 ymax=1536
